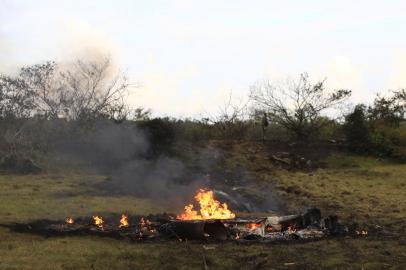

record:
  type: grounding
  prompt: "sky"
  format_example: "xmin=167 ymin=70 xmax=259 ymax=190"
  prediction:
xmin=1 ymin=0 xmax=406 ymax=117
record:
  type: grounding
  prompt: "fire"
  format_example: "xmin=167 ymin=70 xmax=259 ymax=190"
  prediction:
xmin=93 ymin=215 xmax=104 ymax=228
xmin=119 ymin=214 xmax=129 ymax=228
xmin=65 ymin=217 xmax=74 ymax=224
xmin=177 ymin=189 xmax=236 ymax=220
xmin=245 ymin=223 xmax=262 ymax=230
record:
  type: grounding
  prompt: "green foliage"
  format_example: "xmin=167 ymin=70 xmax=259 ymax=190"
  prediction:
xmin=343 ymin=105 xmax=371 ymax=153
xmin=137 ymin=118 xmax=176 ymax=156
xmin=171 ymin=119 xmax=214 ymax=142
xmin=343 ymin=100 xmax=406 ymax=161
xmin=370 ymin=124 xmax=406 ymax=161
xmin=368 ymin=89 xmax=405 ymax=126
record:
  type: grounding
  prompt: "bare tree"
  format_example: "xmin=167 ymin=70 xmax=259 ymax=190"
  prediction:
xmin=11 ymin=57 xmax=130 ymax=122
xmin=0 ymin=74 xmax=35 ymax=119
xmin=207 ymin=92 xmax=249 ymax=140
xmin=250 ymin=73 xmax=351 ymax=141
xmin=0 ymin=57 xmax=133 ymax=156
xmin=0 ymin=73 xmax=36 ymax=155
xmin=59 ymin=57 xmax=130 ymax=121
xmin=19 ymin=61 xmax=65 ymax=118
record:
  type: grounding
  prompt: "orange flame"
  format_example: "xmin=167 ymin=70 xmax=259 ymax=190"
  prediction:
xmin=119 ymin=214 xmax=129 ymax=228
xmin=93 ymin=216 xmax=104 ymax=228
xmin=177 ymin=189 xmax=236 ymax=220
xmin=245 ymin=223 xmax=262 ymax=230
xmin=65 ymin=217 xmax=74 ymax=224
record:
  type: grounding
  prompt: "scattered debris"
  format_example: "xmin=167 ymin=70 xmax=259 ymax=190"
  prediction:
xmin=2 ymin=208 xmax=364 ymax=243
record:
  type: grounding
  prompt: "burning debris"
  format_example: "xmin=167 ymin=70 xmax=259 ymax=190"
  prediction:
xmin=3 ymin=189 xmax=366 ymax=242
xmin=177 ymin=189 xmax=235 ymax=220
xmin=119 ymin=214 xmax=129 ymax=228
xmin=93 ymin=216 xmax=104 ymax=229
xmin=65 ymin=217 xmax=74 ymax=224
xmin=4 ymin=209 xmax=362 ymax=243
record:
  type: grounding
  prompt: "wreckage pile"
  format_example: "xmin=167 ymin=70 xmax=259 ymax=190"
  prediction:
xmin=5 ymin=208 xmax=357 ymax=243
xmin=4 ymin=189 xmax=366 ymax=242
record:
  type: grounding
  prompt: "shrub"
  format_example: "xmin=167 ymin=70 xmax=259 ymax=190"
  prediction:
xmin=343 ymin=105 xmax=371 ymax=153
xmin=137 ymin=118 xmax=176 ymax=156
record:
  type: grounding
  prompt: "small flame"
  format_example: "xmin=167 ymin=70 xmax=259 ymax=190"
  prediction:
xmin=65 ymin=217 xmax=74 ymax=224
xmin=93 ymin=216 xmax=104 ymax=228
xmin=245 ymin=223 xmax=262 ymax=230
xmin=177 ymin=189 xmax=236 ymax=220
xmin=119 ymin=214 xmax=129 ymax=228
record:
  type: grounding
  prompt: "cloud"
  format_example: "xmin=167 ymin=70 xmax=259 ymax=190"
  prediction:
xmin=325 ymin=56 xmax=363 ymax=89
xmin=57 ymin=17 xmax=122 ymax=69
xmin=128 ymin=64 xmax=249 ymax=118
xmin=388 ymin=52 xmax=406 ymax=90
xmin=314 ymin=55 xmax=366 ymax=102
xmin=129 ymin=63 xmax=209 ymax=116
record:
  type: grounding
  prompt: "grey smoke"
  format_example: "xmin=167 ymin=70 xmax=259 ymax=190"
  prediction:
xmin=50 ymin=119 xmax=286 ymax=213
xmin=52 ymin=120 xmax=205 ymax=209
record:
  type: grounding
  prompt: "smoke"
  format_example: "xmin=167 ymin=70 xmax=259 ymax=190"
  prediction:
xmin=57 ymin=18 xmax=122 ymax=75
xmin=46 ymin=115 xmax=290 ymax=213
xmin=112 ymin=156 xmax=204 ymax=206
xmin=52 ymin=120 xmax=205 ymax=209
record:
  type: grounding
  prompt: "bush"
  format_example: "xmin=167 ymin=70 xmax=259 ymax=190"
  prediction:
xmin=370 ymin=124 xmax=406 ymax=161
xmin=137 ymin=118 xmax=176 ymax=156
xmin=343 ymin=105 xmax=371 ymax=153
xmin=343 ymin=104 xmax=406 ymax=161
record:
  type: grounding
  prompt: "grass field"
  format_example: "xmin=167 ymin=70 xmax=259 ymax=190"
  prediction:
xmin=0 ymin=145 xmax=405 ymax=269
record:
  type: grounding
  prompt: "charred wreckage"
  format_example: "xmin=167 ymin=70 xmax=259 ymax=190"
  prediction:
xmin=4 ymin=189 xmax=366 ymax=242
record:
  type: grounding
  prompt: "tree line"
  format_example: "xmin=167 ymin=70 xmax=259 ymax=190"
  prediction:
xmin=1 ymin=59 xmax=405 ymax=164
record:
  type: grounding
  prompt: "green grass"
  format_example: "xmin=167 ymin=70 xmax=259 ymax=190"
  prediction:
xmin=272 ymin=154 xmax=406 ymax=232
xmin=0 ymin=149 xmax=405 ymax=269
xmin=0 ymin=173 xmax=168 ymax=223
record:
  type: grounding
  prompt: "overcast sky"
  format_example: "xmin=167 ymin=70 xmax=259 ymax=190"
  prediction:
xmin=1 ymin=0 xmax=406 ymax=116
